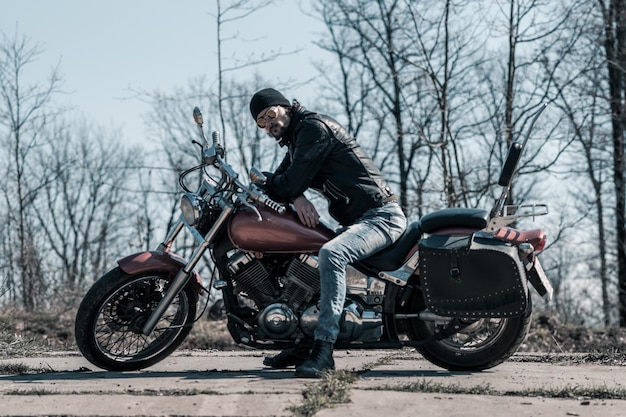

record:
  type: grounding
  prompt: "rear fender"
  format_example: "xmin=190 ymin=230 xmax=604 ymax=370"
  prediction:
xmin=117 ymin=251 xmax=204 ymax=291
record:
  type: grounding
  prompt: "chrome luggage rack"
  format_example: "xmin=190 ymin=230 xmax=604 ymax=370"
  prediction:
xmin=485 ymin=203 xmax=549 ymax=233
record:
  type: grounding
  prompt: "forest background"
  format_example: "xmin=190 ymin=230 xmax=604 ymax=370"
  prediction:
xmin=1 ymin=0 xmax=626 ymax=337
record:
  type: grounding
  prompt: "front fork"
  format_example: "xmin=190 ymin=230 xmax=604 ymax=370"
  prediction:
xmin=141 ymin=206 xmax=234 ymax=335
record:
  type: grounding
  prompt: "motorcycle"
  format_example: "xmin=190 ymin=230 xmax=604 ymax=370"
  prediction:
xmin=75 ymin=104 xmax=553 ymax=372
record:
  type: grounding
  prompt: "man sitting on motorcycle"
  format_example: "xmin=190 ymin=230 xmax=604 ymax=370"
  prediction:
xmin=249 ymin=88 xmax=407 ymax=378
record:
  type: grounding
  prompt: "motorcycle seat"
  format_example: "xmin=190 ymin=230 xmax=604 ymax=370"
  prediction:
xmin=360 ymin=221 xmax=422 ymax=271
xmin=419 ymin=208 xmax=490 ymax=233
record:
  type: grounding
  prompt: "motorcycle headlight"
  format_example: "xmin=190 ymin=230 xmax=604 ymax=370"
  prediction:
xmin=180 ymin=193 xmax=205 ymax=227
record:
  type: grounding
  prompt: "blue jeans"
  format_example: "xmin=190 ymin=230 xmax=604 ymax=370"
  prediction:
xmin=314 ymin=202 xmax=407 ymax=343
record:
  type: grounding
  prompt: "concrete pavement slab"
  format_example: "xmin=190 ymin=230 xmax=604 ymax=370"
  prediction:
xmin=317 ymin=391 xmax=626 ymax=417
xmin=0 ymin=350 xmax=625 ymax=416
xmin=355 ymin=350 xmax=626 ymax=392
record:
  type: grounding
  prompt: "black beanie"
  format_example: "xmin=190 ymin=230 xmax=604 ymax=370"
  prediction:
xmin=249 ymin=88 xmax=291 ymax=120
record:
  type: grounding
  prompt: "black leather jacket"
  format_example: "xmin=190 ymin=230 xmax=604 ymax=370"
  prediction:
xmin=265 ymin=107 xmax=396 ymax=225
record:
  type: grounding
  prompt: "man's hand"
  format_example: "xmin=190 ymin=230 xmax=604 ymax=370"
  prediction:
xmin=293 ymin=195 xmax=320 ymax=228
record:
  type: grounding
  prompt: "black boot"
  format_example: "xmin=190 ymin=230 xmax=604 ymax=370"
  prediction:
xmin=263 ymin=346 xmax=310 ymax=369
xmin=294 ymin=340 xmax=335 ymax=378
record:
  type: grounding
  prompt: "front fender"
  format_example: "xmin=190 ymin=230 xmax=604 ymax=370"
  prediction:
xmin=117 ymin=251 xmax=204 ymax=291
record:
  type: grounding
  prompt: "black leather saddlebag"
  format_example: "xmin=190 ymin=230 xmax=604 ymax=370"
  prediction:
xmin=419 ymin=234 xmax=528 ymax=318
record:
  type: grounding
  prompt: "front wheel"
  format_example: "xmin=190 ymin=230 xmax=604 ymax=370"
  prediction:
xmin=410 ymin=299 xmax=532 ymax=371
xmin=75 ymin=267 xmax=198 ymax=371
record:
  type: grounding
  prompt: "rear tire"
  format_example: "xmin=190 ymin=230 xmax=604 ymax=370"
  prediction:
xmin=75 ymin=267 xmax=198 ymax=371
xmin=411 ymin=299 xmax=532 ymax=371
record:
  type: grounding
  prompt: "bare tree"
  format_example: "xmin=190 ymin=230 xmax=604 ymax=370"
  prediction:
xmin=314 ymin=0 xmax=436 ymax=218
xmin=212 ymin=0 xmax=300 ymax=151
xmin=597 ymin=0 xmax=626 ymax=326
xmin=142 ymin=0 xmax=301 ymax=229
xmin=34 ymin=118 xmax=142 ymax=303
xmin=0 ymin=30 xmax=63 ymax=310
xmin=313 ymin=0 xmax=528 ymax=217
xmin=485 ymin=0 xmax=577 ymax=206
xmin=546 ymin=0 xmax=615 ymax=325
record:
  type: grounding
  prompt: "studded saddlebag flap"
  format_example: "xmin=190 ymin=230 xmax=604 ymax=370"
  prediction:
xmin=419 ymin=234 xmax=528 ymax=318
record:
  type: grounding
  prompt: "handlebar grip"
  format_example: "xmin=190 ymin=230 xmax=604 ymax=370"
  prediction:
xmin=247 ymin=184 xmax=286 ymax=214
xmin=264 ymin=198 xmax=286 ymax=214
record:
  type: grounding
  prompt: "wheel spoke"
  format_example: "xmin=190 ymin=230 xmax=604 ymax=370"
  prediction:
xmin=92 ymin=275 xmax=189 ymax=362
xmin=438 ymin=318 xmax=505 ymax=351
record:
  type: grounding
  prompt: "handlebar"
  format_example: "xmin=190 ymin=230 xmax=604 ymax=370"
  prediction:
xmin=233 ymin=174 xmax=286 ymax=215
xmin=191 ymin=106 xmax=286 ymax=216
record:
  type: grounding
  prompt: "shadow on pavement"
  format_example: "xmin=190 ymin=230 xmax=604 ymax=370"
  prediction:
xmin=0 ymin=367 xmax=476 ymax=382
xmin=0 ymin=367 xmax=304 ymax=382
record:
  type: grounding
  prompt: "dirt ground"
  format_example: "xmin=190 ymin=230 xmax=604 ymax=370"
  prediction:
xmin=519 ymin=314 xmax=626 ymax=356
xmin=4 ymin=310 xmax=626 ymax=356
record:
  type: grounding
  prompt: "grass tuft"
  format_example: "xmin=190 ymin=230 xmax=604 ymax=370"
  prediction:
xmin=4 ymin=388 xmax=57 ymax=395
xmin=287 ymin=370 xmax=357 ymax=417
xmin=366 ymin=378 xmax=626 ymax=401
xmin=511 ymin=385 xmax=626 ymax=400
xmin=373 ymin=379 xmax=496 ymax=396
xmin=0 ymin=362 xmax=55 ymax=375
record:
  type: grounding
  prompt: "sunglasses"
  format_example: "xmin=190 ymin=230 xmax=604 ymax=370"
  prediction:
xmin=256 ymin=107 xmax=279 ymax=129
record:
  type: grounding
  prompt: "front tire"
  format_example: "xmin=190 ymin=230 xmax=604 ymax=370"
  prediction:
xmin=75 ymin=267 xmax=198 ymax=371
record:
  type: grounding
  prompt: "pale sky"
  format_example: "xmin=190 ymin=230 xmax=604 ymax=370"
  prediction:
xmin=1 ymin=1 xmax=326 ymax=145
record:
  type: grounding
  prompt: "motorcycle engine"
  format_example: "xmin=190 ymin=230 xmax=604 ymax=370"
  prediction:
xmin=226 ymin=252 xmax=320 ymax=309
xmin=226 ymin=251 xmax=277 ymax=307
xmin=226 ymin=251 xmax=384 ymax=342
xmin=282 ymin=254 xmax=322 ymax=310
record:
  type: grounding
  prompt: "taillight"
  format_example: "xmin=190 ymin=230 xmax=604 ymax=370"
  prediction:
xmin=534 ymin=234 xmax=547 ymax=252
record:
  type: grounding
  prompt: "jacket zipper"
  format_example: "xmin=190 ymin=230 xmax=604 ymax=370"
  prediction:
xmin=324 ymin=180 xmax=350 ymax=205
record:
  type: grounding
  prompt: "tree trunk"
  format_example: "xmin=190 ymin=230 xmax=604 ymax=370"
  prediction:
xmin=599 ymin=0 xmax=626 ymax=326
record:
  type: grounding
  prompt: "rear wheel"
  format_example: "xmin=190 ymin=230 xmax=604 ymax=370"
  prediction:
xmin=409 ymin=298 xmax=532 ymax=371
xmin=75 ymin=267 xmax=198 ymax=371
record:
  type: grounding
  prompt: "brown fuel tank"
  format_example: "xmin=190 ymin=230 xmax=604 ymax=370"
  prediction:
xmin=228 ymin=205 xmax=336 ymax=253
